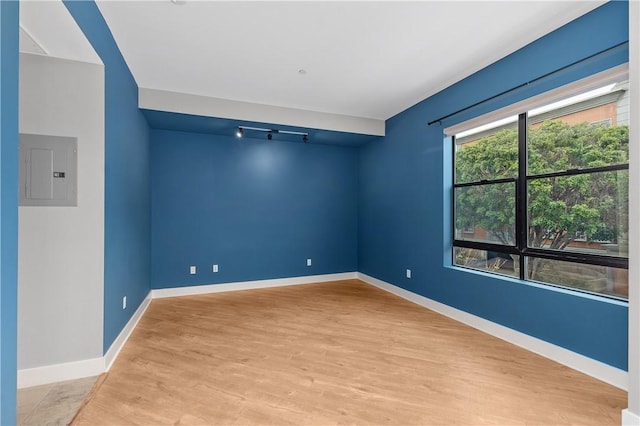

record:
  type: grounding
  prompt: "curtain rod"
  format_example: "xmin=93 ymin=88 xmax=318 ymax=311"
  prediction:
xmin=427 ymin=41 xmax=628 ymax=127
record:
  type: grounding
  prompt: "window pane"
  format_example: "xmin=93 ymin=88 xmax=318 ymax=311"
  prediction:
xmin=454 ymin=247 xmax=519 ymax=278
xmin=455 ymin=183 xmax=515 ymax=245
xmin=528 ymin=170 xmax=628 ymax=257
xmin=528 ymin=82 xmax=629 ymax=176
xmin=454 ymin=116 xmax=518 ymax=183
xmin=526 ymin=257 xmax=628 ymax=299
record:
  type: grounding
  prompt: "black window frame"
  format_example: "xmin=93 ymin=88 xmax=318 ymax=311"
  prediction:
xmin=452 ymin=112 xmax=629 ymax=297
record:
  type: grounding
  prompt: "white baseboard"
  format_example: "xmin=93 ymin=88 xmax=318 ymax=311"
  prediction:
xmin=151 ymin=272 xmax=358 ymax=299
xmin=17 ymin=291 xmax=152 ymax=388
xmin=623 ymin=409 xmax=640 ymax=426
xmin=104 ymin=291 xmax=152 ymax=370
xmin=18 ymin=272 xmax=627 ymax=395
xmin=16 ymin=274 xmax=355 ymax=388
xmin=357 ymin=272 xmax=628 ymax=391
xmin=17 ymin=357 xmax=104 ymax=389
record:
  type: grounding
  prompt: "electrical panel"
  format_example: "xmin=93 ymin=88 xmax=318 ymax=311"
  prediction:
xmin=19 ymin=133 xmax=77 ymax=206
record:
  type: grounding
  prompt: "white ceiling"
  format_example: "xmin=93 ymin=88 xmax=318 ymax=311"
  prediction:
xmin=96 ymin=0 xmax=605 ymax=122
xmin=17 ymin=1 xmax=607 ymax=128
xmin=19 ymin=0 xmax=101 ymax=65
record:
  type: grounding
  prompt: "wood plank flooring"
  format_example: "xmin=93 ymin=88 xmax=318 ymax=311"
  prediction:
xmin=72 ymin=279 xmax=626 ymax=425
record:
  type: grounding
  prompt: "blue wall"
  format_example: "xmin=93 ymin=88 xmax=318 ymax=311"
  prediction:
xmin=151 ymin=130 xmax=358 ymax=288
xmin=60 ymin=0 xmax=628 ymax=373
xmin=359 ymin=1 xmax=629 ymax=370
xmin=64 ymin=1 xmax=151 ymax=351
xmin=0 ymin=1 xmax=19 ymax=424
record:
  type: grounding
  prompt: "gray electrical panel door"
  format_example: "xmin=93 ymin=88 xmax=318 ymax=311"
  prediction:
xmin=19 ymin=134 xmax=77 ymax=206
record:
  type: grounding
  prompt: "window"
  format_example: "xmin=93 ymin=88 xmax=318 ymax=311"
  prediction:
xmin=590 ymin=118 xmax=613 ymax=127
xmin=452 ymin=77 xmax=629 ymax=300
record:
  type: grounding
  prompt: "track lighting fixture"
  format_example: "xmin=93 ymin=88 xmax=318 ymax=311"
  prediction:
xmin=234 ymin=126 xmax=309 ymax=143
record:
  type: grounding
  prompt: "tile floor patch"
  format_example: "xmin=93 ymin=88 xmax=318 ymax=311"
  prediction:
xmin=18 ymin=376 xmax=97 ymax=426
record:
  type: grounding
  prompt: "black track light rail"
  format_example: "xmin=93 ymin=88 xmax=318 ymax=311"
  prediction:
xmin=236 ymin=126 xmax=309 ymax=143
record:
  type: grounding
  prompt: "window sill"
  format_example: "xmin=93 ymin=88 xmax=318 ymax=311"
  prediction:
xmin=445 ymin=264 xmax=628 ymax=307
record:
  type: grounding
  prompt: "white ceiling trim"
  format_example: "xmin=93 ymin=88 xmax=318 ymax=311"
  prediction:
xmin=19 ymin=0 xmax=102 ymax=65
xmin=98 ymin=1 xmax=607 ymax=122
xmin=19 ymin=27 xmax=47 ymax=56
xmin=139 ymin=88 xmax=386 ymax=136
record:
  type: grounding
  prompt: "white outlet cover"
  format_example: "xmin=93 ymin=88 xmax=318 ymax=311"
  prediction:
xmin=190 ymin=265 xmax=196 ymax=274
xmin=307 ymin=258 xmax=312 ymax=266
xmin=213 ymin=264 xmax=219 ymax=272
xmin=122 ymin=296 xmax=127 ymax=310
xmin=406 ymin=269 xmax=411 ymax=278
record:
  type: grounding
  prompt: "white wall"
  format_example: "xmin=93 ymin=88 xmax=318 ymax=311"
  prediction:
xmin=18 ymin=53 xmax=104 ymax=369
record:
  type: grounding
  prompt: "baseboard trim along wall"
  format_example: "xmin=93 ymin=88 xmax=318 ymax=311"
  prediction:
xmin=18 ymin=271 xmax=627 ymax=391
xmin=356 ymin=272 xmax=628 ymax=391
xmin=16 ymin=273 xmax=356 ymax=387
xmin=104 ymin=291 xmax=152 ymax=371
xmin=151 ymin=272 xmax=358 ymax=299
xmin=17 ymin=291 xmax=152 ymax=389
xmin=17 ymin=357 xmax=105 ymax=389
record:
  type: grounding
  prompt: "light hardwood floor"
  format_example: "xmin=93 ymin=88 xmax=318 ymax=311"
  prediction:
xmin=72 ymin=279 xmax=625 ymax=425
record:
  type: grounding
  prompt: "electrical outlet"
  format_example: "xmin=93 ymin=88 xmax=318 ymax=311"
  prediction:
xmin=406 ymin=269 xmax=411 ymax=279
xmin=190 ymin=265 xmax=196 ymax=274
xmin=122 ymin=296 xmax=127 ymax=310
xmin=213 ymin=264 xmax=219 ymax=273
xmin=307 ymin=258 xmax=312 ymax=266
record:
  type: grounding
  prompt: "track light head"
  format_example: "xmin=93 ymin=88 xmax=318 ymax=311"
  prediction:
xmin=236 ymin=127 xmax=243 ymax=138
xmin=302 ymin=134 xmax=309 ymax=143
xmin=267 ymin=132 xmax=273 ymax=141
